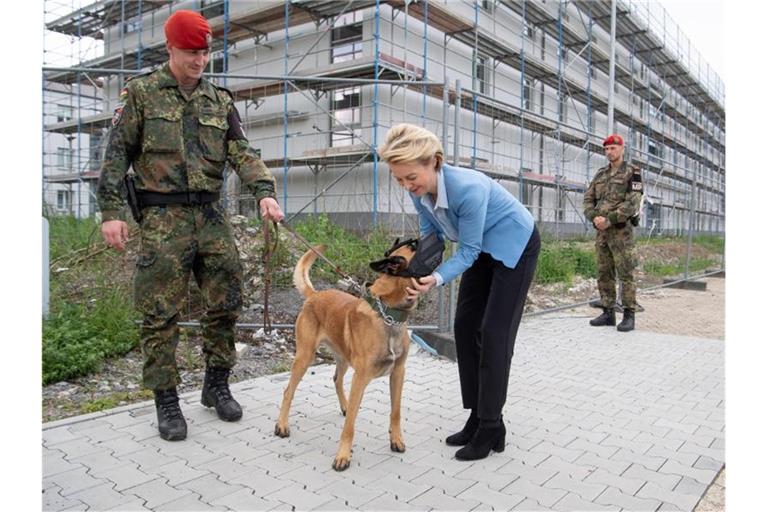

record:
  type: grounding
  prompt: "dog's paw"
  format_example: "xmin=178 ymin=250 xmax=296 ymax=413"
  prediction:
xmin=390 ymin=439 xmax=406 ymax=453
xmin=274 ymin=423 xmax=290 ymax=437
xmin=332 ymin=454 xmax=351 ymax=471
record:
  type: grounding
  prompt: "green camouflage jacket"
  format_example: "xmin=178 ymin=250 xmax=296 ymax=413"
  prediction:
xmin=96 ymin=63 xmax=276 ymax=221
xmin=583 ymin=161 xmax=643 ymax=226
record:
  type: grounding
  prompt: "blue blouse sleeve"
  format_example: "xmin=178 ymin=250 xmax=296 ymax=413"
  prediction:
xmin=432 ymin=182 xmax=489 ymax=284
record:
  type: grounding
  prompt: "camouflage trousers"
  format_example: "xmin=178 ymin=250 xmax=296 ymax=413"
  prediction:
xmin=134 ymin=203 xmax=243 ymax=391
xmin=595 ymin=224 xmax=637 ymax=312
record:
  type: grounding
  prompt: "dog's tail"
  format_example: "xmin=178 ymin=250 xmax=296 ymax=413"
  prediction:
xmin=294 ymin=245 xmax=325 ymax=298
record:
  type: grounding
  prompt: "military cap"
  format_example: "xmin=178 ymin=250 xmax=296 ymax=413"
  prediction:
xmin=164 ymin=10 xmax=212 ymax=50
xmin=603 ymin=134 xmax=624 ymax=147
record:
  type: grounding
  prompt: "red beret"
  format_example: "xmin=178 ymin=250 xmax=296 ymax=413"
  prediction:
xmin=164 ymin=10 xmax=212 ymax=50
xmin=603 ymin=134 xmax=624 ymax=147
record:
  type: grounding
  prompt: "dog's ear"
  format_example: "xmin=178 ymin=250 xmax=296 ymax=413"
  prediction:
xmin=369 ymin=255 xmax=407 ymax=275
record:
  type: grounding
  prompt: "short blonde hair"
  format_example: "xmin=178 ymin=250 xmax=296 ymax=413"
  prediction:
xmin=378 ymin=123 xmax=444 ymax=169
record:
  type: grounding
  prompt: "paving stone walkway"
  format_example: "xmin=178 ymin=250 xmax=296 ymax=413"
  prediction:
xmin=43 ymin=316 xmax=724 ymax=511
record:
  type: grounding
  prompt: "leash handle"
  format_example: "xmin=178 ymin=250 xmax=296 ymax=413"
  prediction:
xmin=261 ymin=220 xmax=278 ymax=333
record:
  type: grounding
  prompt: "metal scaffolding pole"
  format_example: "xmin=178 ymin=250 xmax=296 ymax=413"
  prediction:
xmin=607 ymin=0 xmax=617 ymax=132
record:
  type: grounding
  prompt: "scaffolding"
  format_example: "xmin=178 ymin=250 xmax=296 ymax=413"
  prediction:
xmin=42 ymin=0 xmax=725 ymax=236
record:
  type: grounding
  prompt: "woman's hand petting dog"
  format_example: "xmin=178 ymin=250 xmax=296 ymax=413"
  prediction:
xmin=407 ymin=275 xmax=436 ymax=301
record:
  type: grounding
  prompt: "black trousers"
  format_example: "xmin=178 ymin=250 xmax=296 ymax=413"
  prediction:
xmin=454 ymin=225 xmax=540 ymax=421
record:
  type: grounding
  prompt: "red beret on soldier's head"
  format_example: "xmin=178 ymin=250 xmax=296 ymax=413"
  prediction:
xmin=603 ymin=134 xmax=624 ymax=147
xmin=164 ymin=10 xmax=212 ymax=50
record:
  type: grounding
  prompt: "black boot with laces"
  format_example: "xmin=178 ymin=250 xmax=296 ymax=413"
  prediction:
xmin=154 ymin=388 xmax=187 ymax=441
xmin=201 ymin=367 xmax=242 ymax=421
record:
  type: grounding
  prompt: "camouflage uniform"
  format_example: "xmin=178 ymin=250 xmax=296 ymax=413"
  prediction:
xmin=583 ymin=161 xmax=643 ymax=312
xmin=96 ymin=63 xmax=277 ymax=391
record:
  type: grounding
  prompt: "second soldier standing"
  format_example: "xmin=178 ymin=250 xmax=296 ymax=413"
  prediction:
xmin=96 ymin=10 xmax=285 ymax=441
xmin=583 ymin=134 xmax=643 ymax=333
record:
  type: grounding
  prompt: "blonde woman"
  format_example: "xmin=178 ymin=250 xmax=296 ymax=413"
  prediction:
xmin=378 ymin=123 xmax=540 ymax=461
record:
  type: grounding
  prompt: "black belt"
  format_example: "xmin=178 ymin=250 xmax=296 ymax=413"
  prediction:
xmin=612 ymin=222 xmax=627 ymax=229
xmin=137 ymin=191 xmax=219 ymax=207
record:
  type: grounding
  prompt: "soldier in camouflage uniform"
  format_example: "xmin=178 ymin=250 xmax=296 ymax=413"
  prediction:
xmin=97 ymin=10 xmax=284 ymax=441
xmin=583 ymin=134 xmax=643 ymax=333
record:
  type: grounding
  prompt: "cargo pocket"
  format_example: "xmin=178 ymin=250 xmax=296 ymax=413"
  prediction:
xmin=199 ymin=113 xmax=228 ymax=162
xmin=142 ymin=107 xmax=182 ymax=153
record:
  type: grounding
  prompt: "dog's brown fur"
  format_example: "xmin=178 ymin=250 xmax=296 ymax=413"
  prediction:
xmin=275 ymin=243 xmax=417 ymax=471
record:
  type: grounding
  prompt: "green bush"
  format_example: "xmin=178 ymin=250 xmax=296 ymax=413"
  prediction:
xmin=42 ymin=286 xmax=139 ymax=385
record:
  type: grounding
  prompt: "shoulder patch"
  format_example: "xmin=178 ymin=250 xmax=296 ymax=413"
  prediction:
xmin=630 ymin=170 xmax=643 ymax=192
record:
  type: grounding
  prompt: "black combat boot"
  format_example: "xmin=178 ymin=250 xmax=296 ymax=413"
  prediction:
xmin=589 ymin=307 xmax=616 ymax=326
xmin=617 ymin=308 xmax=635 ymax=332
xmin=154 ymin=388 xmax=187 ymax=441
xmin=445 ymin=409 xmax=479 ymax=446
xmin=201 ymin=367 xmax=242 ymax=421
xmin=455 ymin=417 xmax=506 ymax=461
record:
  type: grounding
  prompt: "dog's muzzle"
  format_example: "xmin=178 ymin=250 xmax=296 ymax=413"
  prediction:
xmin=369 ymin=233 xmax=445 ymax=278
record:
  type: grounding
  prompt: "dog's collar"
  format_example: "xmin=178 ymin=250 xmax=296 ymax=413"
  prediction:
xmin=363 ymin=295 xmax=410 ymax=326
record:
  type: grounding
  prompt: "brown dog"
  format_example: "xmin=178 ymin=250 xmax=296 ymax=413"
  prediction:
xmin=275 ymin=243 xmax=417 ymax=471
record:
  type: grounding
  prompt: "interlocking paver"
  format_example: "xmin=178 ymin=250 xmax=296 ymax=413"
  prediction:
xmin=126 ymin=478 xmax=195 ymax=509
xmin=543 ymin=470 xmax=608 ymax=501
xmin=41 ymin=317 xmax=723 ymax=512
xmin=96 ymin=461 xmax=156 ymax=492
xmin=594 ymin=486 xmax=662 ymax=511
xmin=658 ymin=459 xmax=718 ymax=485
xmin=583 ymin=467 xmax=646 ymax=495
xmin=500 ymin=475 xmax=567 ymax=507
xmin=551 ymin=491 xmax=620 ymax=511
xmin=636 ymin=481 xmax=700 ymax=511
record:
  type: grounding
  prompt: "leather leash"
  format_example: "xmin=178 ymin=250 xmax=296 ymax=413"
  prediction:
xmin=261 ymin=220 xmax=279 ymax=333
xmin=277 ymin=220 xmax=366 ymax=296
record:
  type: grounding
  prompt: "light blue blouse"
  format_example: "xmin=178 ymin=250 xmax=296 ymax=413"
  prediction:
xmin=411 ymin=163 xmax=535 ymax=286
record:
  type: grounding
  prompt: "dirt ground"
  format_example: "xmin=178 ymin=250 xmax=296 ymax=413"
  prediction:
xmin=570 ymin=276 xmax=725 ymax=340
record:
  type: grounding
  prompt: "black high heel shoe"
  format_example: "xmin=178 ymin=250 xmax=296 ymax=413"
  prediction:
xmin=445 ymin=410 xmax=478 ymax=446
xmin=454 ymin=420 xmax=506 ymax=460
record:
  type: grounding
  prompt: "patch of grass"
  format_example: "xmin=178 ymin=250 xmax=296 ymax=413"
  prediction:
xmin=292 ymin=214 xmax=392 ymax=283
xmin=692 ymin=234 xmax=725 ymax=254
xmin=46 ymin=215 xmax=102 ymax=262
xmin=42 ymin=284 xmax=140 ymax=385
xmin=643 ymin=257 xmax=716 ymax=278
xmin=535 ymin=243 xmax=597 ymax=285
xmin=80 ymin=389 xmax=153 ymax=414
xmin=271 ymin=360 xmax=292 ymax=374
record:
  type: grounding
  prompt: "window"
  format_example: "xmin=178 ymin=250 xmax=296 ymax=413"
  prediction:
xmin=558 ymin=94 xmax=567 ymax=123
xmin=475 ymin=56 xmax=488 ymax=94
xmin=57 ymin=147 xmax=73 ymax=171
xmin=331 ymin=16 xmax=363 ymax=64
xmin=89 ymin=134 xmax=104 ymax=169
xmin=209 ymin=53 xmax=225 ymax=73
xmin=57 ymin=190 xmax=72 ymax=211
xmin=522 ymin=19 xmax=534 ymax=39
xmin=56 ymin=105 xmax=73 ymax=123
xmin=200 ymin=0 xmax=225 ymax=19
xmin=122 ymin=16 xmax=142 ymax=35
xmin=523 ymin=78 xmax=532 ymax=110
xmin=482 ymin=0 xmax=495 ymax=13
xmin=330 ymin=87 xmax=361 ymax=147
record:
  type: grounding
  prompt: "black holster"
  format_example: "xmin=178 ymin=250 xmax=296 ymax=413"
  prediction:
xmin=124 ymin=174 xmax=143 ymax=223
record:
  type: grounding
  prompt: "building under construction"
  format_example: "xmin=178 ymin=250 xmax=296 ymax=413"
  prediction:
xmin=42 ymin=0 xmax=725 ymax=236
